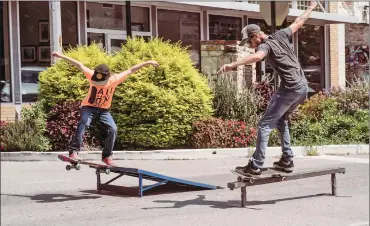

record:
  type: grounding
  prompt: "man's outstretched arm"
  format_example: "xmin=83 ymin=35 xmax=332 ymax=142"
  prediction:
xmin=289 ymin=1 xmax=318 ymax=34
xmin=217 ymin=51 xmax=266 ymax=74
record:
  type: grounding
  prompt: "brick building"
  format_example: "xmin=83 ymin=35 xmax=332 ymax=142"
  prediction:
xmin=0 ymin=1 xmax=365 ymax=121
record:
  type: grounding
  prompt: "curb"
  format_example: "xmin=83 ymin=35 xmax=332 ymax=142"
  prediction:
xmin=0 ymin=144 xmax=368 ymax=161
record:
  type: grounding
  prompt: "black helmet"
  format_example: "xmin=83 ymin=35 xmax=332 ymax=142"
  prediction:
xmin=92 ymin=64 xmax=110 ymax=82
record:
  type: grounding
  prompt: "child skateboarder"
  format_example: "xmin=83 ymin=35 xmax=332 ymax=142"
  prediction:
xmin=218 ymin=1 xmax=318 ymax=175
xmin=52 ymin=51 xmax=159 ymax=166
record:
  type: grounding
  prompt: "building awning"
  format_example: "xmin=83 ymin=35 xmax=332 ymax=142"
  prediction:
xmin=177 ymin=1 xmax=360 ymax=25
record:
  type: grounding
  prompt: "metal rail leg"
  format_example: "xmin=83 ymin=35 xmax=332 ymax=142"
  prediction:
xmin=139 ymin=174 xmax=143 ymax=197
xmin=331 ymin=173 xmax=337 ymax=196
xmin=241 ymin=186 xmax=247 ymax=207
xmin=96 ymin=169 xmax=101 ymax=191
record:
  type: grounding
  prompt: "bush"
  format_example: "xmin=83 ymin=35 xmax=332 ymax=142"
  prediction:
xmin=291 ymin=110 xmax=369 ymax=145
xmin=211 ymin=75 xmax=264 ymax=128
xmin=252 ymin=80 xmax=274 ymax=114
xmin=290 ymin=82 xmax=369 ymax=146
xmin=188 ymin=117 xmax=256 ymax=148
xmin=46 ymin=101 xmax=101 ymax=151
xmin=38 ymin=44 xmax=114 ymax=108
xmin=0 ymin=120 xmax=8 ymax=151
xmin=39 ymin=38 xmax=213 ymax=149
xmin=295 ymin=92 xmax=339 ymax=121
xmin=110 ymin=37 xmax=213 ymax=148
xmin=1 ymin=101 xmax=51 ymax=152
xmin=330 ymin=81 xmax=369 ymax=115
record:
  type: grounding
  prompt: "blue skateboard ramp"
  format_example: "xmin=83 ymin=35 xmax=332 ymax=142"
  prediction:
xmin=89 ymin=165 xmax=220 ymax=197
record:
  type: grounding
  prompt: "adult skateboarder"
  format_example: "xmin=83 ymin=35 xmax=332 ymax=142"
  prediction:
xmin=218 ymin=1 xmax=318 ymax=175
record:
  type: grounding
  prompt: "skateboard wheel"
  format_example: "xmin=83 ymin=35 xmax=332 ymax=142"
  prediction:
xmin=237 ymin=176 xmax=242 ymax=182
xmin=249 ymin=178 xmax=255 ymax=184
xmin=104 ymin=169 xmax=110 ymax=174
xmin=66 ymin=165 xmax=71 ymax=171
xmin=281 ymin=177 xmax=287 ymax=181
xmin=75 ymin=165 xmax=81 ymax=170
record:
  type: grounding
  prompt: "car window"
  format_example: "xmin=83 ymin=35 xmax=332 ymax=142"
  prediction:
xmin=21 ymin=70 xmax=40 ymax=83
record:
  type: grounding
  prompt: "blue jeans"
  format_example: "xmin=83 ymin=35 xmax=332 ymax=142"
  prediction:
xmin=70 ymin=106 xmax=117 ymax=159
xmin=250 ymin=84 xmax=308 ymax=168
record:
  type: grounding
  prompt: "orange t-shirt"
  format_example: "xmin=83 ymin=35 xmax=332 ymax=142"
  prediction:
xmin=81 ymin=69 xmax=124 ymax=109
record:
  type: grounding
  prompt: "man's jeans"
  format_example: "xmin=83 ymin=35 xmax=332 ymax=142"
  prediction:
xmin=250 ymin=84 xmax=308 ymax=168
xmin=70 ymin=106 xmax=117 ymax=159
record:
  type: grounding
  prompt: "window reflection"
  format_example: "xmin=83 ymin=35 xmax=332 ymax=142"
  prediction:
xmin=209 ymin=15 xmax=242 ymax=40
xmin=0 ymin=1 xmax=11 ymax=103
xmin=86 ymin=3 xmax=150 ymax=32
xmin=158 ymin=9 xmax=200 ymax=68
xmin=298 ymin=25 xmax=325 ymax=93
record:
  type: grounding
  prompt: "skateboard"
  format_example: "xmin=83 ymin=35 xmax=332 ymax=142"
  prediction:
xmin=57 ymin=154 xmax=111 ymax=174
xmin=231 ymin=167 xmax=286 ymax=183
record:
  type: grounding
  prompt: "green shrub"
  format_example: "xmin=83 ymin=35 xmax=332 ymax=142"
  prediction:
xmin=111 ymin=37 xmax=213 ymax=148
xmin=1 ymin=101 xmax=51 ymax=152
xmin=289 ymin=81 xmax=369 ymax=146
xmin=39 ymin=38 xmax=213 ymax=149
xmin=38 ymin=44 xmax=113 ymax=108
xmin=211 ymin=75 xmax=263 ymax=128
xmin=330 ymin=81 xmax=369 ymax=115
xmin=296 ymin=92 xmax=339 ymax=121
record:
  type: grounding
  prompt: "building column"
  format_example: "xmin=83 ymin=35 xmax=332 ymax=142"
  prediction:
xmin=151 ymin=5 xmax=157 ymax=37
xmin=337 ymin=24 xmax=346 ymax=87
xmin=8 ymin=1 xmax=21 ymax=107
xmin=49 ymin=0 xmax=62 ymax=64
xmin=329 ymin=1 xmax=346 ymax=88
xmin=324 ymin=25 xmax=331 ymax=90
xmin=78 ymin=1 xmax=86 ymax=45
xmin=202 ymin=10 xmax=208 ymax=40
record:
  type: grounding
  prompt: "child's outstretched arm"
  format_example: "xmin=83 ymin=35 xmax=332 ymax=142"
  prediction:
xmin=52 ymin=51 xmax=94 ymax=78
xmin=116 ymin=60 xmax=159 ymax=83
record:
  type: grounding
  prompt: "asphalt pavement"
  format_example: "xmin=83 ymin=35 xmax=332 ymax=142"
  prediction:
xmin=1 ymin=155 xmax=369 ymax=226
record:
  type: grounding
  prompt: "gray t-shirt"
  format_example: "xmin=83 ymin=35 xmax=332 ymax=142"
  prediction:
xmin=257 ymin=27 xmax=307 ymax=90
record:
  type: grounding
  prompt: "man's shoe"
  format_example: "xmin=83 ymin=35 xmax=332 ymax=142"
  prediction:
xmin=273 ymin=158 xmax=294 ymax=172
xmin=235 ymin=161 xmax=261 ymax=176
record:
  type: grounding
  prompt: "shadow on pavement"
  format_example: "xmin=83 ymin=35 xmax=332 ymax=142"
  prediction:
xmin=143 ymin=193 xmax=345 ymax=210
xmin=1 ymin=192 xmax=101 ymax=203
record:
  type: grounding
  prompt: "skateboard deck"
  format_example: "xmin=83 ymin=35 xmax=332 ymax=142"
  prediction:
xmin=231 ymin=167 xmax=287 ymax=183
xmin=57 ymin=154 xmax=111 ymax=174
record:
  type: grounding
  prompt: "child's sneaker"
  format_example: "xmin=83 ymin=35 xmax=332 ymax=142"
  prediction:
xmin=69 ymin=151 xmax=82 ymax=161
xmin=102 ymin=156 xmax=115 ymax=166
xmin=273 ymin=158 xmax=294 ymax=172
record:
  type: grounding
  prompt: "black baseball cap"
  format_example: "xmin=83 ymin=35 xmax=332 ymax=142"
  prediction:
xmin=239 ymin=24 xmax=261 ymax=46
xmin=94 ymin=64 xmax=110 ymax=75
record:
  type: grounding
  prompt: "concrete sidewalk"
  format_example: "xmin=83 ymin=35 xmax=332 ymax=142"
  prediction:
xmin=0 ymin=144 xmax=368 ymax=161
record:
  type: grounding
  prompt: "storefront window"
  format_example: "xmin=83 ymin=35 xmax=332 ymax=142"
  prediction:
xmin=19 ymin=1 xmax=50 ymax=102
xmin=87 ymin=3 xmax=124 ymax=30
xmin=61 ymin=1 xmax=78 ymax=50
xmin=298 ymin=25 xmax=325 ymax=94
xmin=86 ymin=3 xmax=150 ymax=32
xmin=0 ymin=1 xmax=11 ymax=103
xmin=209 ymin=15 xmax=242 ymax=40
xmin=158 ymin=9 xmax=200 ymax=68
xmin=130 ymin=6 xmax=150 ymax=32
xmin=87 ymin=33 xmax=105 ymax=50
